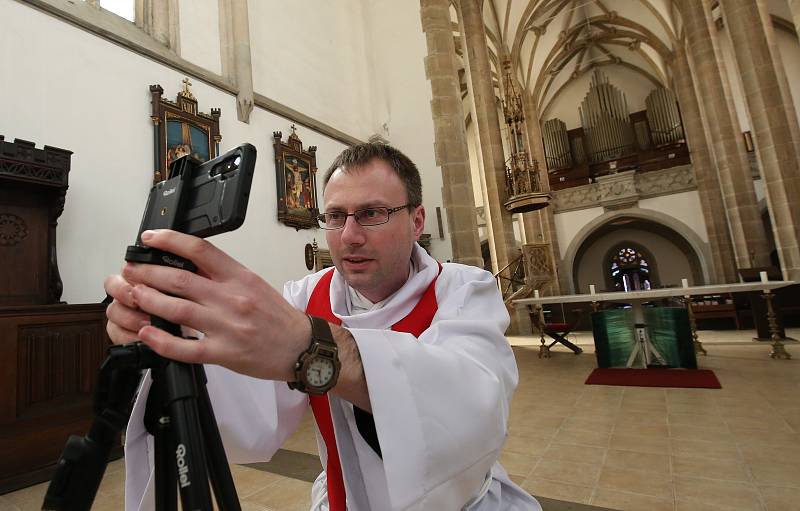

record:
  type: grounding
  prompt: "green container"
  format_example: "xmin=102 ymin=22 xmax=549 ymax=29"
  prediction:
xmin=591 ymin=307 xmax=697 ymax=369
xmin=644 ymin=306 xmax=697 ymax=369
xmin=592 ymin=309 xmax=635 ymax=368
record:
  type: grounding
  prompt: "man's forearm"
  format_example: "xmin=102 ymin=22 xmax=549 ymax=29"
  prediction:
xmin=329 ymin=324 xmax=372 ymax=412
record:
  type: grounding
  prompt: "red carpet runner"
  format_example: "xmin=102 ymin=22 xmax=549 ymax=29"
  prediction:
xmin=585 ymin=368 xmax=722 ymax=389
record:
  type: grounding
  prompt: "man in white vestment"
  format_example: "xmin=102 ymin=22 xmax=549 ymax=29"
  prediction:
xmin=105 ymin=143 xmax=542 ymax=510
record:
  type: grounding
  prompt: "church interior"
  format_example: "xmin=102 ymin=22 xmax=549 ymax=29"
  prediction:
xmin=1 ymin=0 xmax=799 ymax=509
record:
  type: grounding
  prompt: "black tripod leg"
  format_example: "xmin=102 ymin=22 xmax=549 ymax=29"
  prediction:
xmin=194 ymin=366 xmax=242 ymax=511
xmin=153 ymin=415 xmax=178 ymax=511
xmin=162 ymin=362 xmax=214 ymax=511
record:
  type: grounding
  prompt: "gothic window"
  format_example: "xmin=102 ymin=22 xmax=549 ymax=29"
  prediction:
xmin=609 ymin=246 xmax=652 ymax=292
xmin=101 ymin=0 xmax=135 ymax=21
xmin=84 ymin=0 xmax=135 ymax=22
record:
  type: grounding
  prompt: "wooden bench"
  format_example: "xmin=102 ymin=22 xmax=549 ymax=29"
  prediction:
xmin=691 ymin=295 xmax=741 ymax=329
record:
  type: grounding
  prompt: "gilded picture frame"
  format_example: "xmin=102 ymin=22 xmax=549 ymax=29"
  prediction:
xmin=149 ymin=79 xmax=221 ymax=183
xmin=273 ymin=127 xmax=320 ymax=230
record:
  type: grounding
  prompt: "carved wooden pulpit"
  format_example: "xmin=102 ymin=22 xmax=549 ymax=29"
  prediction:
xmin=0 ymin=136 xmax=114 ymax=494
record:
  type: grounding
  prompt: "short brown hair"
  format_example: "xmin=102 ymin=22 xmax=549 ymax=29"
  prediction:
xmin=323 ymin=142 xmax=422 ymax=207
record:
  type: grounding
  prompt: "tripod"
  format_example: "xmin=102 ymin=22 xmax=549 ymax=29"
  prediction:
xmin=42 ymin=248 xmax=242 ymax=511
xmin=43 ymin=145 xmax=256 ymax=510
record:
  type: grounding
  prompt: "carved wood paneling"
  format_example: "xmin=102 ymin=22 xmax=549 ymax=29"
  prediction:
xmin=0 ymin=304 xmax=112 ymax=494
xmin=17 ymin=322 xmax=106 ymax=417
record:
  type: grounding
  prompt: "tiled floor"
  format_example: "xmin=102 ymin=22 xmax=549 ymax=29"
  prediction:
xmin=2 ymin=329 xmax=798 ymax=511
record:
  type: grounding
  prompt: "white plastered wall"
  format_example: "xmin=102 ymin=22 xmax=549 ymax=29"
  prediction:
xmin=179 ymin=0 xmax=222 ymax=75
xmin=360 ymin=0 xmax=450 ymax=261
xmin=0 ymin=0 xmax=446 ymax=302
xmin=248 ymin=0 xmax=373 ymax=142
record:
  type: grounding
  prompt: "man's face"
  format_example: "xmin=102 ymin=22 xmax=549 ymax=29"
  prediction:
xmin=323 ymin=159 xmax=425 ymax=303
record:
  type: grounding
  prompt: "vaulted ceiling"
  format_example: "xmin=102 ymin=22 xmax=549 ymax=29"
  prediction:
xmin=453 ymin=0 xmax=795 ymax=123
xmin=456 ymin=0 xmax=678 ymax=120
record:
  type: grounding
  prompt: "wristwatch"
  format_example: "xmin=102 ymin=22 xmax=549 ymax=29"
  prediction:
xmin=288 ymin=315 xmax=341 ymax=395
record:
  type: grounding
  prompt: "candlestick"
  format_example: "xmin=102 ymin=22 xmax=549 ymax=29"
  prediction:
xmin=760 ymin=271 xmax=769 ymax=283
xmin=589 ymin=284 xmax=596 ymax=295
xmin=682 ymin=278 xmax=689 ymax=288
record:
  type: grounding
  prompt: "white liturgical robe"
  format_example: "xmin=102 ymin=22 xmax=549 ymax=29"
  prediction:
xmin=123 ymin=244 xmax=541 ymax=510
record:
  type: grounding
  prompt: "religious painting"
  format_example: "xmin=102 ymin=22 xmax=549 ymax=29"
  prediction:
xmin=273 ymin=127 xmax=320 ymax=230
xmin=166 ymin=117 xmax=210 ymax=167
xmin=149 ymin=79 xmax=221 ymax=183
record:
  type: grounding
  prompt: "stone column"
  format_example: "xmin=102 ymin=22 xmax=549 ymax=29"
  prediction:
xmin=458 ymin=0 xmax=517 ymax=275
xmin=219 ymin=0 xmax=255 ymax=123
xmin=420 ymin=0 xmax=483 ymax=267
xmin=677 ymin=0 xmax=770 ymax=270
xmin=522 ymin=91 xmax=562 ymax=294
xmin=673 ymin=47 xmax=739 ymax=283
xmin=788 ymin=0 xmax=800 ymax=43
xmin=136 ymin=0 xmax=180 ymax=51
xmin=719 ymin=0 xmax=800 ymax=280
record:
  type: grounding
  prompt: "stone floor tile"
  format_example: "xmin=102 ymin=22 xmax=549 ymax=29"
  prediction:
xmin=747 ymin=460 xmax=800 ymax=488
xmin=597 ymin=465 xmax=673 ymax=499
xmin=667 ymin=412 xmax=727 ymax=428
xmin=670 ymin=438 xmax=741 ymax=461
xmin=499 ymin=451 xmax=540 ymax=479
xmin=244 ymin=476 xmax=312 ymax=511
xmin=553 ymin=427 xmax=612 ymax=448
xmin=609 ymin=433 xmax=671 ymax=455
xmin=541 ymin=442 xmax=607 ymax=466
xmin=669 ymin=423 xmax=733 ymax=442
xmin=671 ymin=455 xmax=749 ymax=482
xmin=531 ymin=458 xmax=602 ymax=487
xmin=674 ymin=475 xmax=763 ymax=511
xmin=521 ymin=479 xmax=593 ymax=505
xmin=590 ymin=488 xmax=674 ymax=511
xmin=603 ymin=448 xmax=671 ymax=474
xmin=504 ymin=433 xmax=554 ymax=457
xmin=758 ymin=484 xmax=800 ymax=511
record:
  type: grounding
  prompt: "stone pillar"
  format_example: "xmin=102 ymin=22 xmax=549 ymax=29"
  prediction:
xmin=673 ymin=47 xmax=739 ymax=283
xmin=420 ymin=0 xmax=483 ymax=267
xmin=219 ymin=0 xmax=255 ymax=123
xmin=719 ymin=0 xmax=800 ymax=280
xmin=522 ymin=91 xmax=562 ymax=294
xmin=458 ymin=0 xmax=517 ymax=275
xmin=136 ymin=0 xmax=180 ymax=51
xmin=677 ymin=0 xmax=770 ymax=270
xmin=788 ymin=0 xmax=800 ymax=43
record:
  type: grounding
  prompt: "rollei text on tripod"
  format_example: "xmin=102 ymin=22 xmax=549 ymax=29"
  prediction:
xmin=42 ymin=143 xmax=257 ymax=510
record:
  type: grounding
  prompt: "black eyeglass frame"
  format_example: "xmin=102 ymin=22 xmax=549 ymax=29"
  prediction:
xmin=317 ymin=204 xmax=414 ymax=230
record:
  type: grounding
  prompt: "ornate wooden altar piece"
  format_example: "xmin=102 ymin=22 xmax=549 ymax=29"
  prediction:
xmin=0 ymin=136 xmax=112 ymax=494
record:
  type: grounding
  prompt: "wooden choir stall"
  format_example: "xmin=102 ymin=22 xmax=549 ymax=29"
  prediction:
xmin=0 ymin=136 xmax=114 ymax=494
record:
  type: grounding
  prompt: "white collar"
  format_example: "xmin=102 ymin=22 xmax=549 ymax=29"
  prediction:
xmin=330 ymin=244 xmax=438 ymax=328
xmin=345 ymin=258 xmax=417 ymax=316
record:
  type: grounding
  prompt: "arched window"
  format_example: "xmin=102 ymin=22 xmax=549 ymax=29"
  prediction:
xmin=609 ymin=246 xmax=652 ymax=291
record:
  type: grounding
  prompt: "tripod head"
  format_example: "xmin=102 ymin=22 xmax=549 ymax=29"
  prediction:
xmin=42 ymin=144 xmax=257 ymax=511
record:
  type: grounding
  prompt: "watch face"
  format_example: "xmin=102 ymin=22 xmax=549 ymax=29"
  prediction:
xmin=305 ymin=357 xmax=335 ymax=388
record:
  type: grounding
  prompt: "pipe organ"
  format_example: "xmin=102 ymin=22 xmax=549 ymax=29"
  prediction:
xmin=579 ymin=70 xmax=636 ymax=163
xmin=543 ymin=118 xmax=572 ymax=170
xmin=540 ymin=77 xmax=689 ymax=191
xmin=646 ymin=88 xmax=685 ymax=146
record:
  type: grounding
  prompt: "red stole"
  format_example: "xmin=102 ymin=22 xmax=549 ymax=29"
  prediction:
xmin=304 ymin=265 xmax=441 ymax=510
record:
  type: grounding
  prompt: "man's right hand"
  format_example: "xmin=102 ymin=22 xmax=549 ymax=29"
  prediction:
xmin=103 ymin=229 xmax=372 ymax=410
xmin=104 ymin=273 xmax=151 ymax=345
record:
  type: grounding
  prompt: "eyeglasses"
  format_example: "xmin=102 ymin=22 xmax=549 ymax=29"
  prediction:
xmin=317 ymin=205 xmax=412 ymax=230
